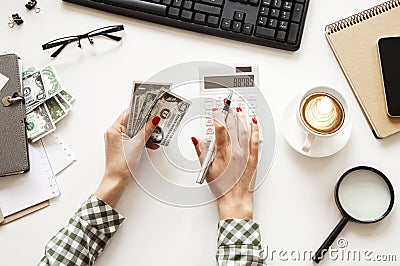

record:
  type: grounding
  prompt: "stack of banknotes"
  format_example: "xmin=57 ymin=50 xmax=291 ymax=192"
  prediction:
xmin=22 ymin=66 xmax=75 ymax=142
xmin=127 ymin=82 xmax=191 ymax=146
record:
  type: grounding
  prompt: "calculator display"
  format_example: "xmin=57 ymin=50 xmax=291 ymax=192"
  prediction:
xmin=204 ymin=75 xmax=255 ymax=89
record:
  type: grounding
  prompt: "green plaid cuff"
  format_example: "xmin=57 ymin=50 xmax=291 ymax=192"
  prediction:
xmin=38 ymin=195 xmax=124 ymax=266
xmin=216 ymin=219 xmax=266 ymax=266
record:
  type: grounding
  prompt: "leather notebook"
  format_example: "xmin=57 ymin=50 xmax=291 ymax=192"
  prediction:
xmin=0 ymin=54 xmax=30 ymax=176
xmin=325 ymin=0 xmax=400 ymax=139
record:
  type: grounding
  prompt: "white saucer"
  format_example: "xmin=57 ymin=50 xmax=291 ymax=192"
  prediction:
xmin=283 ymin=94 xmax=352 ymax=158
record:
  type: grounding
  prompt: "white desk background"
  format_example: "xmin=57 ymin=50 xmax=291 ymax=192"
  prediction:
xmin=1 ymin=1 xmax=400 ymax=265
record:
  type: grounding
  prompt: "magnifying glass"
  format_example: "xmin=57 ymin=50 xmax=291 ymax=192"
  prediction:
xmin=313 ymin=166 xmax=395 ymax=263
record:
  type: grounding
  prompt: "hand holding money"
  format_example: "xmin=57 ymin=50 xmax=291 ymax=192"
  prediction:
xmin=127 ymin=82 xmax=191 ymax=146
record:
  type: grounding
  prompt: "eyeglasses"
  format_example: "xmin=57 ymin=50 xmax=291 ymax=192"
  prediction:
xmin=42 ymin=25 xmax=124 ymax=58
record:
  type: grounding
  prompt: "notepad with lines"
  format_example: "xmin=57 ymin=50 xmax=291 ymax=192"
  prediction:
xmin=325 ymin=0 xmax=400 ymax=139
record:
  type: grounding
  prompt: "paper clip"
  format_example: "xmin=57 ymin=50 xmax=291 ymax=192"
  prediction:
xmin=8 ymin=14 xmax=24 ymax=28
xmin=25 ymin=0 xmax=41 ymax=13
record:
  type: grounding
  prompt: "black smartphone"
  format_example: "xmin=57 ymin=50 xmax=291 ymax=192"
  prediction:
xmin=378 ymin=37 xmax=400 ymax=117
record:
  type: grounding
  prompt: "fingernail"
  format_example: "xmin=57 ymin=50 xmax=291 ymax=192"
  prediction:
xmin=212 ymin=108 xmax=218 ymax=111
xmin=236 ymin=107 xmax=240 ymax=112
xmin=191 ymin=137 xmax=198 ymax=146
xmin=154 ymin=144 xmax=160 ymax=149
xmin=223 ymin=98 xmax=227 ymax=104
xmin=238 ymin=107 xmax=243 ymax=112
xmin=252 ymin=117 xmax=258 ymax=124
xmin=152 ymin=116 xmax=160 ymax=126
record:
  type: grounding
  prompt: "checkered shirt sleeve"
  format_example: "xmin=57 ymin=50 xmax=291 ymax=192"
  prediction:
xmin=38 ymin=195 xmax=125 ymax=266
xmin=216 ymin=219 xmax=266 ymax=266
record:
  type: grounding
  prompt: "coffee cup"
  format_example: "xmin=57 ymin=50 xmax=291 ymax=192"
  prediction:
xmin=297 ymin=87 xmax=348 ymax=152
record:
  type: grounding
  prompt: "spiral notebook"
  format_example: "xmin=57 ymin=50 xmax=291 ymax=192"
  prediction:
xmin=325 ymin=0 xmax=400 ymax=139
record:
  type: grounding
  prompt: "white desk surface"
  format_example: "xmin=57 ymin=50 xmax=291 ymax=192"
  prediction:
xmin=1 ymin=0 xmax=400 ymax=265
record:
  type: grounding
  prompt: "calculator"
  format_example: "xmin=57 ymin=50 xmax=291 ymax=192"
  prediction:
xmin=199 ymin=64 xmax=262 ymax=141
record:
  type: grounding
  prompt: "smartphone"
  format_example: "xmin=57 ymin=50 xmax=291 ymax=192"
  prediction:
xmin=378 ymin=37 xmax=400 ymax=117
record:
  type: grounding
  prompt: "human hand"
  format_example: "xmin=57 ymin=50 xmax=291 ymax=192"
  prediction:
xmin=192 ymin=107 xmax=259 ymax=220
xmin=95 ymin=111 xmax=160 ymax=208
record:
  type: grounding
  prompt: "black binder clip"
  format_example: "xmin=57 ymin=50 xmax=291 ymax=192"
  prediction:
xmin=25 ymin=0 xmax=41 ymax=13
xmin=8 ymin=14 xmax=24 ymax=28
xmin=2 ymin=92 xmax=25 ymax=107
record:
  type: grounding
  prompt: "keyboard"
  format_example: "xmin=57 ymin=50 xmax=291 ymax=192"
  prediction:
xmin=63 ymin=0 xmax=310 ymax=51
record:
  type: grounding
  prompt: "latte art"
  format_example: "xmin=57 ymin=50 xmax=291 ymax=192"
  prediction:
xmin=300 ymin=93 xmax=345 ymax=135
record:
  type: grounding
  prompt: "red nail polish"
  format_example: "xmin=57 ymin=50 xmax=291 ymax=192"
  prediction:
xmin=236 ymin=107 xmax=240 ymax=112
xmin=238 ymin=107 xmax=243 ymax=112
xmin=191 ymin=137 xmax=198 ymax=145
xmin=152 ymin=116 xmax=161 ymax=126
xmin=223 ymin=98 xmax=227 ymax=105
xmin=154 ymin=144 xmax=160 ymax=149
xmin=252 ymin=117 xmax=258 ymax=124
xmin=212 ymin=108 xmax=218 ymax=111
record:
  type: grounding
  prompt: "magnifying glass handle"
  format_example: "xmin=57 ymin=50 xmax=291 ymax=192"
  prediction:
xmin=312 ymin=217 xmax=349 ymax=263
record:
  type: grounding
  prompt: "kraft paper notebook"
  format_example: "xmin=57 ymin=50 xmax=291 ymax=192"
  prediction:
xmin=325 ymin=0 xmax=400 ymax=139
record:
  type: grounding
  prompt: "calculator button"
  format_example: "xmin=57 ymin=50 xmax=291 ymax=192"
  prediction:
xmin=292 ymin=3 xmax=303 ymax=22
xmin=194 ymin=13 xmax=206 ymax=24
xmin=205 ymin=103 xmax=213 ymax=109
xmin=255 ymin=26 xmax=275 ymax=39
xmin=234 ymin=11 xmax=245 ymax=21
xmin=216 ymin=101 xmax=224 ymax=108
xmin=206 ymin=119 xmax=214 ymax=126
xmin=250 ymin=102 xmax=257 ymax=108
xmin=268 ymin=19 xmax=277 ymax=28
xmin=242 ymin=24 xmax=253 ymax=35
xmin=207 ymin=16 xmax=219 ymax=27
xmin=205 ymin=111 xmax=212 ymax=117
xmin=248 ymin=95 xmax=256 ymax=100
xmin=206 ymin=135 xmax=213 ymax=142
xmin=278 ymin=20 xmax=288 ymax=30
xmin=206 ymin=127 xmax=214 ymax=134
xmin=181 ymin=10 xmax=193 ymax=21
xmin=221 ymin=18 xmax=232 ymax=30
xmin=257 ymin=16 xmax=267 ymax=26
xmin=259 ymin=7 xmax=269 ymax=15
xmin=232 ymin=21 xmax=242 ymax=32
xmin=287 ymin=23 xmax=299 ymax=44
xmin=270 ymin=9 xmax=279 ymax=18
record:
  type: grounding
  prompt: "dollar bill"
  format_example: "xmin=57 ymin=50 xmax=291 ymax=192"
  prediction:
xmin=22 ymin=66 xmax=37 ymax=79
xmin=59 ymin=89 xmax=75 ymax=103
xmin=45 ymin=96 xmax=68 ymax=123
xmin=127 ymin=82 xmax=171 ymax=137
xmin=147 ymin=91 xmax=191 ymax=146
xmin=26 ymin=104 xmax=56 ymax=142
xmin=55 ymin=93 xmax=72 ymax=111
xmin=41 ymin=65 xmax=63 ymax=99
xmin=23 ymin=71 xmax=46 ymax=113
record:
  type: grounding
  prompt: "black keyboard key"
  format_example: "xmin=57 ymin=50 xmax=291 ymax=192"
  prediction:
xmin=259 ymin=7 xmax=269 ymax=15
xmin=168 ymin=7 xmax=180 ymax=18
xmin=162 ymin=0 xmax=171 ymax=4
xmin=276 ymin=30 xmax=286 ymax=41
xmin=283 ymin=1 xmax=292 ymax=10
xmin=234 ymin=11 xmax=245 ymax=21
xmin=272 ymin=0 xmax=281 ymax=8
xmin=242 ymin=24 xmax=253 ymax=35
xmin=172 ymin=0 xmax=182 ymax=7
xmin=255 ymin=26 xmax=275 ymax=39
xmin=183 ymin=0 xmax=193 ymax=9
xmin=270 ymin=9 xmax=279 ymax=18
xmin=261 ymin=0 xmax=271 ymax=6
xmin=280 ymin=11 xmax=290 ymax=20
xmin=292 ymin=3 xmax=303 ymax=22
xmin=181 ymin=10 xmax=193 ymax=21
xmin=103 ymin=0 xmax=167 ymax=16
xmin=200 ymin=0 xmax=224 ymax=6
xmin=194 ymin=13 xmax=206 ymax=24
xmin=287 ymin=23 xmax=299 ymax=43
xmin=153 ymin=0 xmax=161 ymax=3
xmin=239 ymin=0 xmax=248 ymax=3
xmin=257 ymin=16 xmax=267 ymax=26
xmin=249 ymin=0 xmax=259 ymax=6
xmin=278 ymin=20 xmax=288 ymax=30
xmin=221 ymin=18 xmax=231 ymax=30
xmin=232 ymin=21 xmax=242 ymax=32
xmin=207 ymin=15 xmax=219 ymax=27
xmin=194 ymin=3 xmax=221 ymax=15
xmin=268 ymin=19 xmax=277 ymax=28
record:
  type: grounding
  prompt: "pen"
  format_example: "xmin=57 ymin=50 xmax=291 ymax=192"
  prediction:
xmin=196 ymin=91 xmax=233 ymax=184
